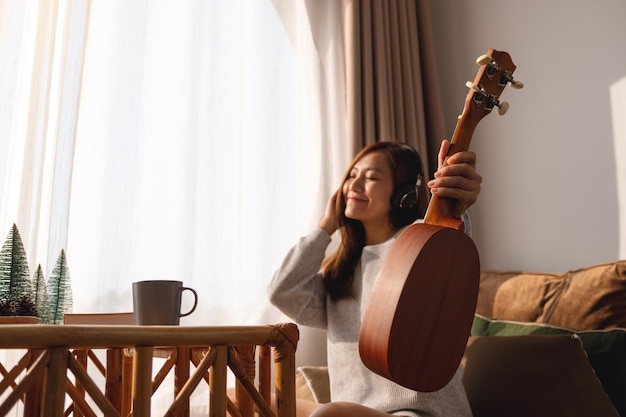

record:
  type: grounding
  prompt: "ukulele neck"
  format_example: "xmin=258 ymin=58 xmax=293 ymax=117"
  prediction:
xmin=422 ymin=48 xmax=520 ymax=232
xmin=423 ymin=115 xmax=477 ymax=231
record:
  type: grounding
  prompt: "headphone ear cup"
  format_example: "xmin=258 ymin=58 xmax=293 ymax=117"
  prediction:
xmin=391 ymin=183 xmax=418 ymax=209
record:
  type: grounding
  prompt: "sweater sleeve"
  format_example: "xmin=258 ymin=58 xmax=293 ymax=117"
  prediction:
xmin=461 ymin=211 xmax=472 ymax=236
xmin=267 ymin=228 xmax=331 ymax=329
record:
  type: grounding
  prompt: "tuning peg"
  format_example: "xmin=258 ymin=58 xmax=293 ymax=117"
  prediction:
xmin=465 ymin=81 xmax=480 ymax=92
xmin=467 ymin=80 xmax=510 ymax=115
xmin=499 ymin=72 xmax=524 ymax=89
xmin=497 ymin=101 xmax=509 ymax=115
xmin=476 ymin=54 xmax=492 ymax=66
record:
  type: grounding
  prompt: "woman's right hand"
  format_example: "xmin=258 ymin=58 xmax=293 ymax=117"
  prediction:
xmin=319 ymin=191 xmax=339 ymax=236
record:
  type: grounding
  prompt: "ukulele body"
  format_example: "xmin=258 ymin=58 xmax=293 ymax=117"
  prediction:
xmin=358 ymin=223 xmax=480 ymax=392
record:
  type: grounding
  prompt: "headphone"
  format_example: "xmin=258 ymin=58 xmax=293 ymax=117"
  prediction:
xmin=390 ymin=144 xmax=424 ymax=210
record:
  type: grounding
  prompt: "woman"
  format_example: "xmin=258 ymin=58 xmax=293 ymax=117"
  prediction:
xmin=268 ymin=140 xmax=482 ymax=417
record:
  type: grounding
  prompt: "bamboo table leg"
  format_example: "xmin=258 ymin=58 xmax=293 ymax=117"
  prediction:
xmin=275 ymin=356 xmax=296 ymax=417
xmin=121 ymin=350 xmax=133 ymax=416
xmin=210 ymin=346 xmax=228 ymax=417
xmin=258 ymin=345 xmax=271 ymax=405
xmin=132 ymin=346 xmax=154 ymax=417
xmin=174 ymin=347 xmax=191 ymax=417
xmin=105 ymin=348 xmax=124 ymax=414
xmin=72 ymin=350 xmax=89 ymax=417
xmin=24 ymin=349 xmax=45 ymax=417
xmin=271 ymin=324 xmax=298 ymax=417
xmin=43 ymin=348 xmax=69 ymax=417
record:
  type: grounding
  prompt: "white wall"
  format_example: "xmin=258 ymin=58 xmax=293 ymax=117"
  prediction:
xmin=429 ymin=0 xmax=626 ymax=272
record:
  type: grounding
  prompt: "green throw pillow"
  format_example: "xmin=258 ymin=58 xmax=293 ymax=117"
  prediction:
xmin=472 ymin=314 xmax=626 ymax=416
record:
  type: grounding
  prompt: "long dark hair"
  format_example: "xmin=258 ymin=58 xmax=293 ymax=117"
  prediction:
xmin=321 ymin=141 xmax=427 ymax=300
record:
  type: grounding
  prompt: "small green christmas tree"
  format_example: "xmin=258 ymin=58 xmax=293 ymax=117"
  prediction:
xmin=0 ymin=224 xmax=73 ymax=322
xmin=47 ymin=249 xmax=73 ymax=324
xmin=0 ymin=224 xmax=34 ymax=309
xmin=33 ymin=265 xmax=50 ymax=323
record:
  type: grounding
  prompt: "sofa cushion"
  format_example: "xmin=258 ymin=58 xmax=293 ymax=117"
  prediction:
xmin=476 ymin=269 xmax=543 ymax=317
xmin=296 ymin=366 xmax=330 ymax=403
xmin=487 ymin=261 xmax=626 ymax=330
xmin=462 ymin=334 xmax=620 ymax=417
xmin=471 ymin=314 xmax=626 ymax=416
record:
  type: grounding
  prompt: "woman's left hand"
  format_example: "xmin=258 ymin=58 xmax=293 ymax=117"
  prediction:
xmin=427 ymin=139 xmax=482 ymax=218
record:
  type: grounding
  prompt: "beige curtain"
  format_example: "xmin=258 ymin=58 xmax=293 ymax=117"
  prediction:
xmin=342 ymin=0 xmax=446 ymax=179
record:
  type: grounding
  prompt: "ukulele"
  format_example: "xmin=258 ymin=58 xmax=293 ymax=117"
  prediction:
xmin=358 ymin=49 xmax=522 ymax=392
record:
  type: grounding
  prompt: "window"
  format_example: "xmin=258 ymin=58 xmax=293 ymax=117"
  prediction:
xmin=1 ymin=0 xmax=316 ymax=325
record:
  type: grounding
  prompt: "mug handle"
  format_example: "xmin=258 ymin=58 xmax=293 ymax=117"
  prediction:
xmin=179 ymin=287 xmax=199 ymax=317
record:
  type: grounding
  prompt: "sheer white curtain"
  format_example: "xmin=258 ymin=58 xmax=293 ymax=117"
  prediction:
xmin=4 ymin=0 xmax=348 ymax=415
xmin=0 ymin=0 xmax=83 ymax=279
xmin=1 ymin=0 xmax=349 ymax=329
xmin=70 ymin=0 xmax=314 ymax=324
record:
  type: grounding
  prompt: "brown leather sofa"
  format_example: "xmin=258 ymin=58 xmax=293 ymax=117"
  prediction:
xmin=295 ymin=261 xmax=626 ymax=417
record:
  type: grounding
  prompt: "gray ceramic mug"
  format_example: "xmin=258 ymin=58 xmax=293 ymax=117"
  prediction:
xmin=132 ymin=280 xmax=198 ymax=325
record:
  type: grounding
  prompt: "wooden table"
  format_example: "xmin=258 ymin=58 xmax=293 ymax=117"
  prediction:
xmin=0 ymin=323 xmax=299 ymax=417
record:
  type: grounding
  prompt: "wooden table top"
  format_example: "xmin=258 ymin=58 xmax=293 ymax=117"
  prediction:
xmin=0 ymin=323 xmax=299 ymax=350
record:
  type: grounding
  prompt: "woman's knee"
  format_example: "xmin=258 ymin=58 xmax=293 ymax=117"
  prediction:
xmin=310 ymin=402 xmax=389 ymax=417
xmin=310 ymin=402 xmax=352 ymax=417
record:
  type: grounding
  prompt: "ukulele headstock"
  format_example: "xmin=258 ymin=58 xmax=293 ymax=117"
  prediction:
xmin=462 ymin=49 xmax=522 ymax=123
xmin=425 ymin=49 xmax=522 ymax=230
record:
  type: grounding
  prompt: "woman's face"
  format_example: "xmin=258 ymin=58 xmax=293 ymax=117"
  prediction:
xmin=342 ymin=151 xmax=395 ymax=228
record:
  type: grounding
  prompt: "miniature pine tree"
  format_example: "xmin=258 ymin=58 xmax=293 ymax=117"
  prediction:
xmin=47 ymin=249 xmax=73 ymax=324
xmin=0 ymin=224 xmax=34 ymax=303
xmin=33 ymin=265 xmax=50 ymax=323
